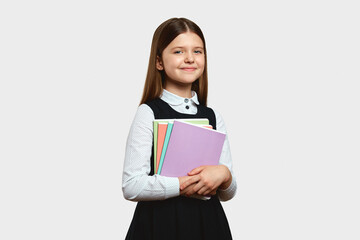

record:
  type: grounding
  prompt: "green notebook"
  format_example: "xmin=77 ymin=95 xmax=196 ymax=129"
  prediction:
xmin=158 ymin=122 xmax=173 ymax=174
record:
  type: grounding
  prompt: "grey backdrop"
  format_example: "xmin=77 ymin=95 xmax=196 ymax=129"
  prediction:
xmin=1 ymin=0 xmax=359 ymax=239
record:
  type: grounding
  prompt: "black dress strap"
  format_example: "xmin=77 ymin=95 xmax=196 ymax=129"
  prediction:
xmin=146 ymin=98 xmax=217 ymax=130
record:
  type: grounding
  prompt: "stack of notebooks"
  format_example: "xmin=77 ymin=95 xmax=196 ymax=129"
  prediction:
xmin=153 ymin=118 xmax=226 ymax=177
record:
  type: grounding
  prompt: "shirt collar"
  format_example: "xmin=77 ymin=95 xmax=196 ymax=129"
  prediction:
xmin=160 ymin=89 xmax=200 ymax=106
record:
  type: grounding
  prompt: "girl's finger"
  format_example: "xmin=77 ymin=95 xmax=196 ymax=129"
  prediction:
xmin=180 ymin=182 xmax=196 ymax=195
xmin=210 ymin=189 xmax=217 ymax=195
xmin=188 ymin=166 xmax=205 ymax=176
xmin=185 ymin=181 xmax=201 ymax=196
xmin=202 ymin=189 xmax=211 ymax=196
xmin=197 ymin=185 xmax=210 ymax=196
xmin=180 ymin=175 xmax=200 ymax=190
xmin=191 ymin=181 xmax=206 ymax=194
xmin=204 ymin=187 xmax=218 ymax=196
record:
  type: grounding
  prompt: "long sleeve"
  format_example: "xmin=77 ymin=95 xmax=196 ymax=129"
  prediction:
xmin=122 ymin=104 xmax=180 ymax=201
xmin=213 ymin=109 xmax=237 ymax=201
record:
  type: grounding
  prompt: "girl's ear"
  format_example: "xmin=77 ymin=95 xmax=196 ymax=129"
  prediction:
xmin=156 ymin=56 xmax=164 ymax=70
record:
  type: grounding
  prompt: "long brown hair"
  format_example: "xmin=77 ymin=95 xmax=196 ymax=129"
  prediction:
xmin=139 ymin=17 xmax=208 ymax=106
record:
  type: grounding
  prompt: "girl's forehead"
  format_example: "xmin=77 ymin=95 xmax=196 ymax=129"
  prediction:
xmin=167 ymin=32 xmax=204 ymax=48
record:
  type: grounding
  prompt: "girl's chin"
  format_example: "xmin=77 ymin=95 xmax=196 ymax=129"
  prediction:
xmin=176 ymin=80 xmax=197 ymax=85
xmin=165 ymin=77 xmax=198 ymax=85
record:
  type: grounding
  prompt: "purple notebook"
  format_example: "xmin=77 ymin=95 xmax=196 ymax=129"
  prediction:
xmin=160 ymin=120 xmax=226 ymax=177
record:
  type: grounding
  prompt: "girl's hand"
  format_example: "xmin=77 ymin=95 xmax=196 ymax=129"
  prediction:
xmin=178 ymin=175 xmax=216 ymax=197
xmin=178 ymin=176 xmax=197 ymax=196
xmin=180 ymin=165 xmax=232 ymax=196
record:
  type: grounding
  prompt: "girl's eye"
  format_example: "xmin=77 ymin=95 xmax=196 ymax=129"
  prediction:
xmin=174 ymin=50 xmax=183 ymax=54
xmin=194 ymin=50 xmax=202 ymax=54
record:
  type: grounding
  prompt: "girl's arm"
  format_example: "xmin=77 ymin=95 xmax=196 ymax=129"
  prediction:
xmin=122 ymin=104 xmax=179 ymax=201
xmin=214 ymin=109 xmax=237 ymax=201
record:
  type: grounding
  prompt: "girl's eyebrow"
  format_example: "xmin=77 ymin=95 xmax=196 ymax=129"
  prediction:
xmin=171 ymin=46 xmax=204 ymax=50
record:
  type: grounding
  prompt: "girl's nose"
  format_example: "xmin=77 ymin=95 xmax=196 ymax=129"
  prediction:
xmin=184 ymin=52 xmax=194 ymax=63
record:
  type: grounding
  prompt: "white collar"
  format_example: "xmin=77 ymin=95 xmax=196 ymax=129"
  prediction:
xmin=160 ymin=89 xmax=200 ymax=106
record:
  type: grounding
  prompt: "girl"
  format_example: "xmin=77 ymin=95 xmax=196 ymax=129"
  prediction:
xmin=122 ymin=17 xmax=237 ymax=239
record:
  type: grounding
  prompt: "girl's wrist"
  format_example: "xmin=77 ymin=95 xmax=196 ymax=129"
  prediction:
xmin=219 ymin=165 xmax=232 ymax=190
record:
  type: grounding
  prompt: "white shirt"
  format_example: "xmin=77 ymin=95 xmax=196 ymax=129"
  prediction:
xmin=122 ymin=89 xmax=237 ymax=201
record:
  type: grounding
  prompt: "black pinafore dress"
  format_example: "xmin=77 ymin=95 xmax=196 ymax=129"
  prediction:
xmin=125 ymin=98 xmax=232 ymax=240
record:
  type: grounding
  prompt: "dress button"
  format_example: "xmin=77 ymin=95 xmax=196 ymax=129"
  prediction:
xmin=184 ymin=99 xmax=189 ymax=103
xmin=185 ymin=105 xmax=189 ymax=109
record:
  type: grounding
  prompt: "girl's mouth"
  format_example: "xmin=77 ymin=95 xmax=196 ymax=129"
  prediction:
xmin=181 ymin=68 xmax=196 ymax=72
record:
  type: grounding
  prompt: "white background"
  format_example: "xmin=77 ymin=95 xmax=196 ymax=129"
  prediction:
xmin=1 ymin=0 xmax=359 ymax=239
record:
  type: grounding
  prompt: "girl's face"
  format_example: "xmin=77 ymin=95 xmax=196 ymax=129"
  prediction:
xmin=157 ymin=32 xmax=205 ymax=88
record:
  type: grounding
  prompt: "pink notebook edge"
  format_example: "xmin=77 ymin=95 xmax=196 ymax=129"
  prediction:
xmin=156 ymin=123 xmax=168 ymax=173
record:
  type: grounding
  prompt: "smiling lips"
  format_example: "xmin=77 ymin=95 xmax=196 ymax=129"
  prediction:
xmin=181 ymin=67 xmax=197 ymax=72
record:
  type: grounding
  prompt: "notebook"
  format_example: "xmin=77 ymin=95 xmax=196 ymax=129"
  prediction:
xmin=153 ymin=118 xmax=209 ymax=173
xmin=159 ymin=120 xmax=226 ymax=177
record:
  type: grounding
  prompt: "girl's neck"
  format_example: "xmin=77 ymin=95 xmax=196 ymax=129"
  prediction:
xmin=164 ymin=83 xmax=192 ymax=99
